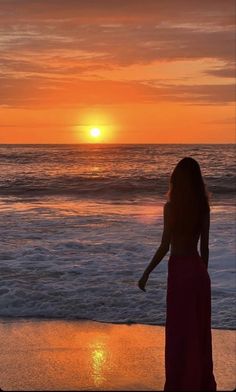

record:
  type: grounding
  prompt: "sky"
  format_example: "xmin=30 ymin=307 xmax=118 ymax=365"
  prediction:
xmin=0 ymin=0 xmax=235 ymax=144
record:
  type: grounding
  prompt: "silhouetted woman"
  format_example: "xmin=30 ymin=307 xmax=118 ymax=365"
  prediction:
xmin=138 ymin=157 xmax=216 ymax=391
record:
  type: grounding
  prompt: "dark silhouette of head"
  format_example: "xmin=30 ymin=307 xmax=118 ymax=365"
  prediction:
xmin=168 ymin=157 xmax=209 ymax=234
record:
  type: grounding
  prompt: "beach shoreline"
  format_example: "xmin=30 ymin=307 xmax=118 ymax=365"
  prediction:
xmin=0 ymin=319 xmax=235 ymax=391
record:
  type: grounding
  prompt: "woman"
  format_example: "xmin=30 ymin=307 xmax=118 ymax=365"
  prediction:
xmin=138 ymin=157 xmax=216 ymax=391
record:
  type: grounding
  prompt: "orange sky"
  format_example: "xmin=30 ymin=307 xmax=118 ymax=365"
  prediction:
xmin=0 ymin=0 xmax=235 ymax=144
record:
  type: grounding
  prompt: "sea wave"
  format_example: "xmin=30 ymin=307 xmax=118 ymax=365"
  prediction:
xmin=0 ymin=174 xmax=235 ymax=199
xmin=0 ymin=144 xmax=235 ymax=200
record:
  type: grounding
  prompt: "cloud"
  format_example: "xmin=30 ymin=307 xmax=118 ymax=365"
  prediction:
xmin=0 ymin=76 xmax=234 ymax=108
xmin=205 ymin=65 xmax=235 ymax=78
xmin=0 ymin=0 xmax=235 ymax=65
xmin=0 ymin=0 xmax=235 ymax=25
xmin=0 ymin=0 xmax=235 ymax=108
xmin=0 ymin=21 xmax=235 ymax=65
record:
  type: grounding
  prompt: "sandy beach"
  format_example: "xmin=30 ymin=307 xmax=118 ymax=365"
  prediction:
xmin=0 ymin=320 xmax=235 ymax=391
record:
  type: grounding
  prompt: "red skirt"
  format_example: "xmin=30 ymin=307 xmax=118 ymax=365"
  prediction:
xmin=164 ymin=254 xmax=217 ymax=391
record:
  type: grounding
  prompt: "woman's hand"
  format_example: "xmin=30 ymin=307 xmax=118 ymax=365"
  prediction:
xmin=138 ymin=272 xmax=149 ymax=292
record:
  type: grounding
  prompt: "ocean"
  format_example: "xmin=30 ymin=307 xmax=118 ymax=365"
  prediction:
xmin=0 ymin=144 xmax=235 ymax=329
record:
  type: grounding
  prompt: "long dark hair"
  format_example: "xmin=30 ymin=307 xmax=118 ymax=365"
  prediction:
xmin=168 ymin=157 xmax=209 ymax=234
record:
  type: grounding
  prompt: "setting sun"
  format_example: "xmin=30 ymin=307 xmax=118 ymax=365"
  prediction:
xmin=90 ymin=128 xmax=101 ymax=139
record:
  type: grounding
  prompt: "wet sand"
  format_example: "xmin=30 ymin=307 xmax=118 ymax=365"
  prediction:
xmin=0 ymin=320 xmax=235 ymax=391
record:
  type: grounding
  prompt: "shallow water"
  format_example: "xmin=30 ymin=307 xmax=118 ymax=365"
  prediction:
xmin=0 ymin=144 xmax=235 ymax=328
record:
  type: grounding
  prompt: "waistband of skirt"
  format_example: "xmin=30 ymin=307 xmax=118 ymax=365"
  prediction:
xmin=169 ymin=252 xmax=202 ymax=262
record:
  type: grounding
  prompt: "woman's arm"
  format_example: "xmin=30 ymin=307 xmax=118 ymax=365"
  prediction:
xmin=138 ymin=203 xmax=171 ymax=291
xmin=200 ymin=210 xmax=210 ymax=269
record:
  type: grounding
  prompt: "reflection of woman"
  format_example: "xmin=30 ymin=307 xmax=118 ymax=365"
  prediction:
xmin=138 ymin=157 xmax=216 ymax=391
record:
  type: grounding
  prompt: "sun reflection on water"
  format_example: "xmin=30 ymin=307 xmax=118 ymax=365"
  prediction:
xmin=90 ymin=341 xmax=107 ymax=386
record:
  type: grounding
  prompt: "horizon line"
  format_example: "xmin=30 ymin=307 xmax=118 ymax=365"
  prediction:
xmin=0 ymin=142 xmax=235 ymax=146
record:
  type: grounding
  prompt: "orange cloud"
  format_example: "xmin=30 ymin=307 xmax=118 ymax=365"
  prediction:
xmin=0 ymin=0 xmax=235 ymax=143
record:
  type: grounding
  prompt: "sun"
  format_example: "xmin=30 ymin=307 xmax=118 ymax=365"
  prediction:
xmin=90 ymin=128 xmax=101 ymax=138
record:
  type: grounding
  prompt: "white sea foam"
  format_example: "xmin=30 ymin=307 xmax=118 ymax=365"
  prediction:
xmin=0 ymin=144 xmax=235 ymax=327
xmin=0 ymin=197 xmax=235 ymax=328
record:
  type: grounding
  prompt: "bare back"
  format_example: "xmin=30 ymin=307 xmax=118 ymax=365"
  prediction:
xmin=162 ymin=202 xmax=210 ymax=266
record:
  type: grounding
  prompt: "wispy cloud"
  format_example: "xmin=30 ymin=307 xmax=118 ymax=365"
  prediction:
xmin=205 ymin=64 xmax=235 ymax=78
xmin=0 ymin=76 xmax=234 ymax=108
xmin=0 ymin=0 xmax=235 ymax=108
